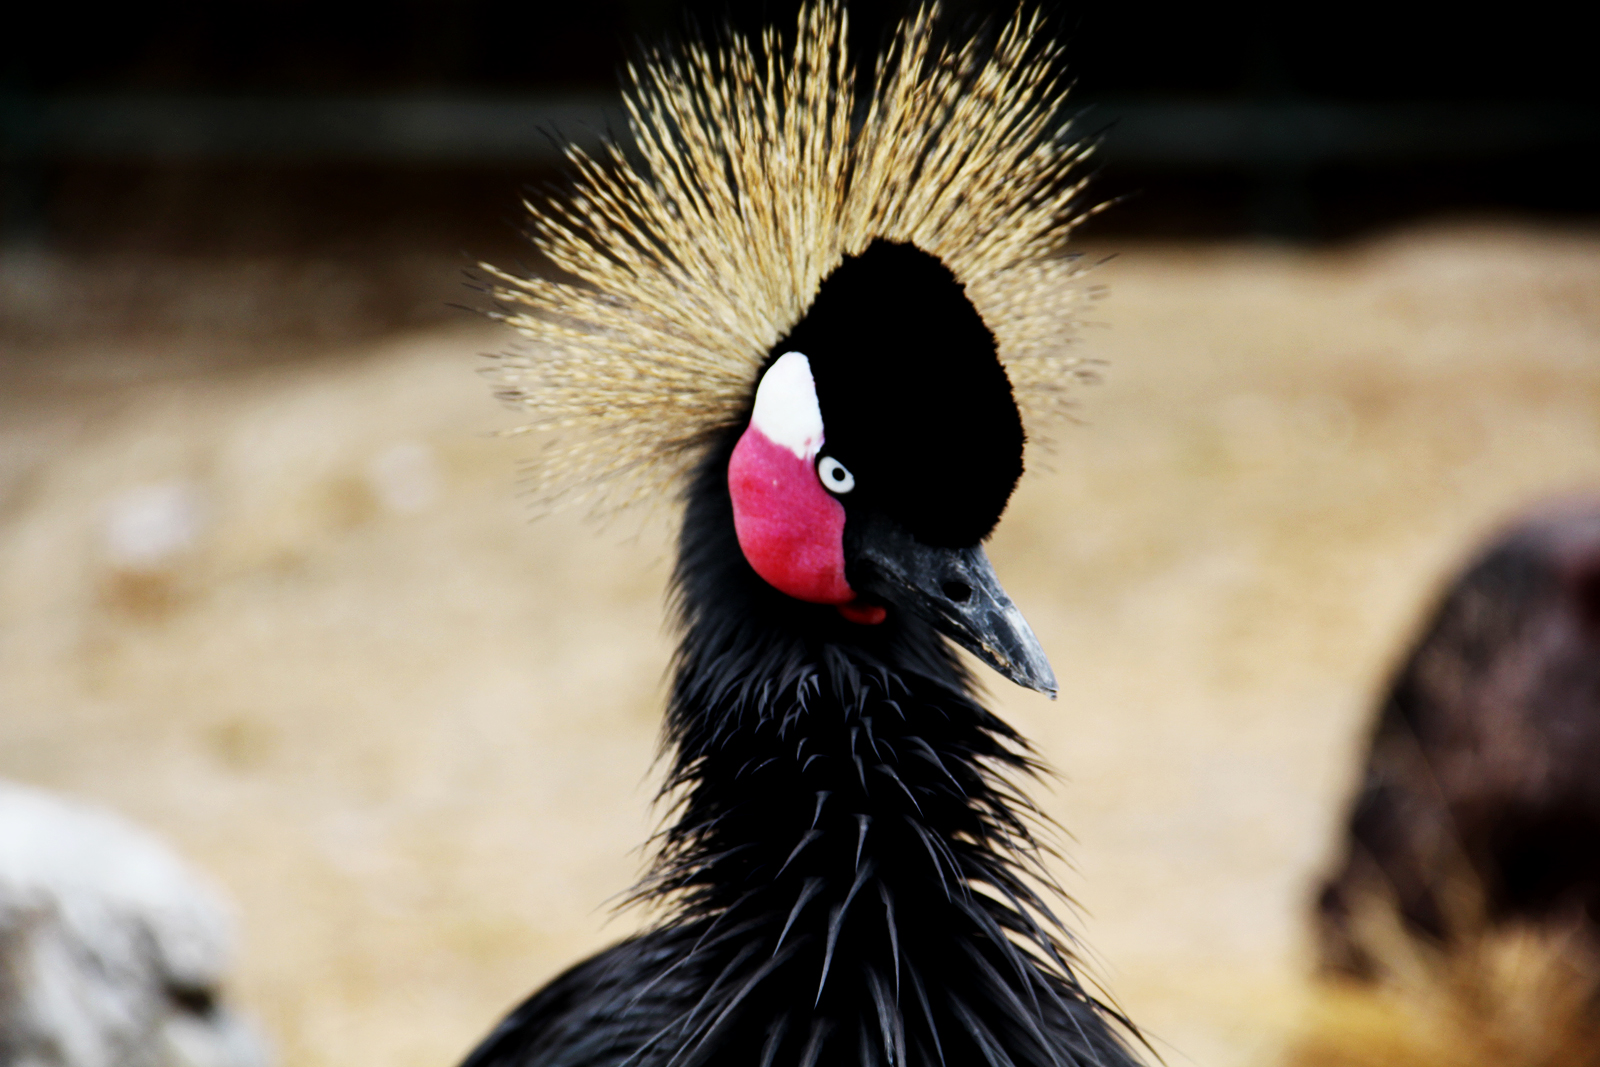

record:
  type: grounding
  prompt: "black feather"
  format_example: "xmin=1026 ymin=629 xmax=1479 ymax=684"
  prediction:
xmin=458 ymin=420 xmax=1142 ymax=1067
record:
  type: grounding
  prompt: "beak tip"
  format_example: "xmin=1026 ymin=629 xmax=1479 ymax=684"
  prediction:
xmin=999 ymin=656 xmax=1057 ymax=698
xmin=1013 ymin=650 xmax=1057 ymax=698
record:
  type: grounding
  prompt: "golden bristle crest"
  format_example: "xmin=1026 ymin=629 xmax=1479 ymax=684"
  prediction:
xmin=483 ymin=3 xmax=1105 ymax=515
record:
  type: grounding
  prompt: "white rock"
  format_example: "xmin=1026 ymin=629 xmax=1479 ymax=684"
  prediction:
xmin=0 ymin=780 xmax=269 ymax=1067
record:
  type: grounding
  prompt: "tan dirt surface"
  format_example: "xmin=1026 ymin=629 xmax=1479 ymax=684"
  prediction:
xmin=2 ymin=223 xmax=1597 ymax=1067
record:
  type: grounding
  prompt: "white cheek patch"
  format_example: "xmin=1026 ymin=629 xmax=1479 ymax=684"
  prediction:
xmin=751 ymin=351 xmax=825 ymax=461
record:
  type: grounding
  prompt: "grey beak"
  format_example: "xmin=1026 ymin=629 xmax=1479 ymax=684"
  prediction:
xmin=852 ymin=523 xmax=1058 ymax=697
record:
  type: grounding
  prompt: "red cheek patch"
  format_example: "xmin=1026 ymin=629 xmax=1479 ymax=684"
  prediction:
xmin=728 ymin=425 xmax=855 ymax=605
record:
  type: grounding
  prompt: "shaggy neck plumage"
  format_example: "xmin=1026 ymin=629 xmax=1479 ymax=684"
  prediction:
xmin=625 ymin=432 xmax=1135 ymax=1067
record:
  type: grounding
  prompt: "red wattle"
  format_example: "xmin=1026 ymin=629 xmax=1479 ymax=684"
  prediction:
xmin=837 ymin=602 xmax=887 ymax=625
xmin=728 ymin=424 xmax=854 ymax=605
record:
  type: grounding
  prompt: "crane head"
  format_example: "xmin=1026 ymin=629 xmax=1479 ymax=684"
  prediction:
xmin=727 ymin=240 xmax=1056 ymax=697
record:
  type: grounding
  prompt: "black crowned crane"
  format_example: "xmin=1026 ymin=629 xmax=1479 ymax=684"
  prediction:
xmin=462 ymin=7 xmax=1139 ymax=1066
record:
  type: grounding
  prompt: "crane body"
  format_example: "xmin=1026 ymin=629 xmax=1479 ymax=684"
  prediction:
xmin=463 ymin=8 xmax=1136 ymax=1065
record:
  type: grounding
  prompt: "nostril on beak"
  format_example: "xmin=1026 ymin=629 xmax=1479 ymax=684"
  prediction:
xmin=942 ymin=580 xmax=972 ymax=603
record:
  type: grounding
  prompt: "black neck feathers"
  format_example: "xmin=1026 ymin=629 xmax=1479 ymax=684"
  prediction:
xmin=624 ymin=433 xmax=1138 ymax=1067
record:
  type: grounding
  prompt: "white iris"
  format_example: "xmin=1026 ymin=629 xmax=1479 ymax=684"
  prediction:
xmin=817 ymin=456 xmax=855 ymax=494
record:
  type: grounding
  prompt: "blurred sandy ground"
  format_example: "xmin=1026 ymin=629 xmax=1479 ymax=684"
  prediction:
xmin=1 ymin=222 xmax=1598 ymax=1067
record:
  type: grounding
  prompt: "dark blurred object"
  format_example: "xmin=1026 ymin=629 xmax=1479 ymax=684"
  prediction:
xmin=1317 ymin=497 xmax=1600 ymax=979
xmin=1 ymin=1 xmax=1596 ymax=367
xmin=3 ymin=1 xmax=1597 ymax=248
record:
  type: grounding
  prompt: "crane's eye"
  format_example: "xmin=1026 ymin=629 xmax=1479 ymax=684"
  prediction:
xmin=817 ymin=456 xmax=855 ymax=494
